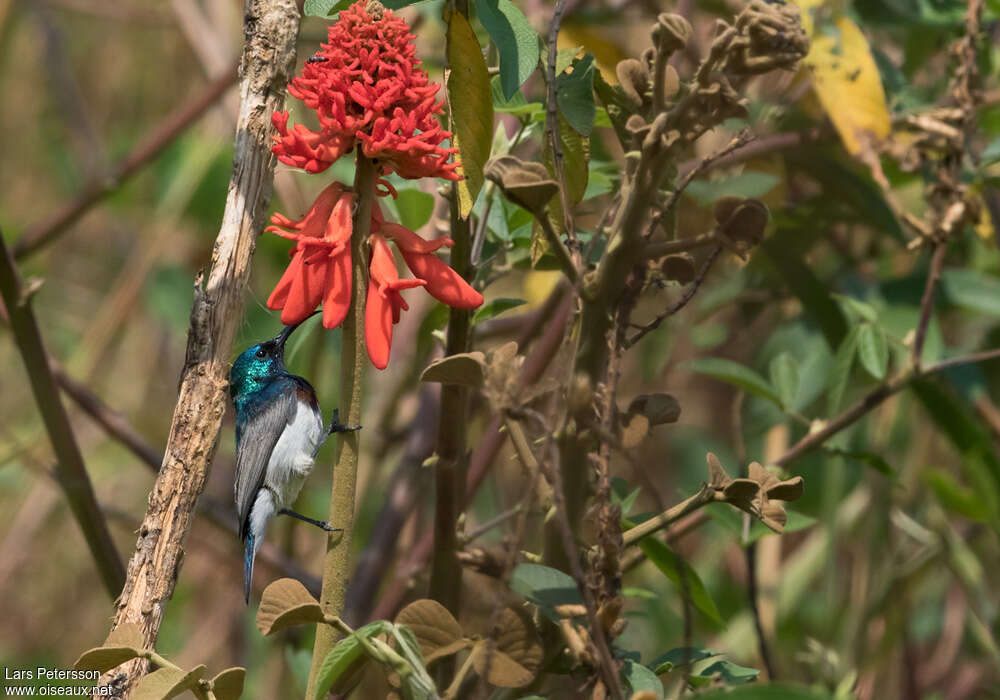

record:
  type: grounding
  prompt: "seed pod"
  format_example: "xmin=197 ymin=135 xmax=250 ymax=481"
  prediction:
xmin=625 ymin=114 xmax=651 ymax=148
xmin=652 ymin=12 xmax=692 ymax=55
xmin=484 ymin=155 xmax=557 ymax=220
xmin=615 ymin=58 xmax=649 ymax=110
xmin=661 ymin=64 xmax=680 ymax=100
xmin=661 ymin=253 xmax=697 ymax=283
xmin=719 ymin=198 xmax=769 ymax=245
xmin=714 ymin=196 xmax=743 ymax=225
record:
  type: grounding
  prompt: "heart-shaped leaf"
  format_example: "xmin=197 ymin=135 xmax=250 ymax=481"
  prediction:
xmin=420 ymin=352 xmax=486 ymax=387
xmin=132 ymin=665 xmax=206 ymax=700
xmin=210 ymin=667 xmax=246 ymax=700
xmin=395 ymin=599 xmax=464 ymax=659
xmin=256 ymin=578 xmax=324 ymax=636
xmin=74 ymin=623 xmax=146 ymax=673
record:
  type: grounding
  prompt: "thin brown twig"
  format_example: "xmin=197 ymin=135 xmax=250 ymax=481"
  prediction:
xmin=676 ymin=127 xmax=827 ymax=179
xmin=505 ymin=415 xmax=624 ymax=700
xmin=13 ymin=63 xmax=238 ymax=260
xmin=776 ymin=347 xmax=1000 ymax=466
xmin=912 ymin=242 xmax=947 ymax=371
xmin=646 ymin=129 xmax=753 ymax=239
xmin=625 ymin=244 xmax=723 ymax=348
xmin=0 ymin=230 xmax=125 ymax=599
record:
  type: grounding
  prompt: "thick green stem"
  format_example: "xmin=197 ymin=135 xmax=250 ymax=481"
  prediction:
xmin=429 ymin=186 xmax=474 ymax=686
xmin=306 ymin=154 xmax=377 ymax=697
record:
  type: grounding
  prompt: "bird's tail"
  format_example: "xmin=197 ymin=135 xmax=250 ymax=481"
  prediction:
xmin=244 ymin=533 xmax=256 ymax=605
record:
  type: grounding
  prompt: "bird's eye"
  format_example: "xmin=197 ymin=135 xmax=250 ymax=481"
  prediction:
xmin=255 ymin=348 xmax=266 ymax=358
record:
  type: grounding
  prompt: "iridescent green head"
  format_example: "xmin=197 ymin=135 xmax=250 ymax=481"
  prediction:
xmin=230 ymin=314 xmax=315 ymax=398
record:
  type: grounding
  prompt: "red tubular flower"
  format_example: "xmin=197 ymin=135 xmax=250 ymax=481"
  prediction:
xmin=271 ymin=1 xmax=460 ymax=181
xmin=265 ymin=182 xmax=356 ymax=329
xmin=380 ymin=222 xmax=484 ymax=309
xmin=365 ymin=233 xmax=426 ymax=369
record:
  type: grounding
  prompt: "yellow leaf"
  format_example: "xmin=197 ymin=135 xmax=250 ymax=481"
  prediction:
xmin=447 ymin=10 xmax=494 ymax=219
xmin=558 ymin=23 xmax=626 ymax=84
xmin=974 ymin=193 xmax=995 ymax=242
xmin=791 ymin=4 xmax=889 ymax=156
xmin=523 ymin=270 xmax=561 ymax=308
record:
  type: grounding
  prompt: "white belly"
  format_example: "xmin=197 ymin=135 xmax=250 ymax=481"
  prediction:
xmin=263 ymin=401 xmax=324 ymax=510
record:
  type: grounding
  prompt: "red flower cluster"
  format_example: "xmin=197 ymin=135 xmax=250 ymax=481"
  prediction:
xmin=271 ymin=0 xmax=459 ymax=181
xmin=264 ymin=1 xmax=482 ymax=368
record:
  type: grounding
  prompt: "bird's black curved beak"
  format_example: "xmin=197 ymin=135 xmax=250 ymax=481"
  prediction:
xmin=273 ymin=311 xmax=320 ymax=353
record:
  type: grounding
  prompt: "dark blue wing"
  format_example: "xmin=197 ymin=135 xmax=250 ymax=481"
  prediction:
xmin=234 ymin=379 xmax=298 ymax=541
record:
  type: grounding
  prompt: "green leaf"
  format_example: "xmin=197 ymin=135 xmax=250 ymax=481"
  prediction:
xmin=832 ymin=293 xmax=878 ymax=322
xmin=760 ymin=228 xmax=848 ymax=348
xmin=827 ymin=325 xmax=859 ymax=414
xmin=394 ymin=189 xmax=435 ymax=231
xmin=982 ymin=136 xmax=1000 ymax=165
xmin=685 ymin=357 xmax=782 ymax=407
xmin=510 ymin=563 xmax=582 ymax=621
xmin=769 ymin=352 xmax=800 ymax=408
xmin=303 ymin=0 xmax=344 ymax=17
xmin=313 ymin=637 xmax=365 ymax=700
xmin=473 ymin=297 xmax=527 ymax=323
xmin=649 ymin=647 xmax=715 ymax=674
xmin=923 ymin=468 xmax=992 ymax=522
xmin=621 ymin=660 xmax=664 ymax=699
xmin=693 ymin=658 xmax=760 ymax=685
xmin=637 ymin=537 xmax=722 ymax=625
xmin=534 ymin=114 xmax=588 ymax=260
xmin=857 ymin=322 xmax=888 ymax=380
xmin=685 ymin=172 xmax=780 ymax=204
xmin=448 ymin=11 xmax=494 ymax=218
xmin=556 ymin=54 xmax=597 ymax=136
xmin=556 ymin=45 xmax=582 ymax=75
xmin=941 ymin=268 xmax=1000 ymax=316
xmin=622 ymin=586 xmax=657 ymax=599
xmin=474 ymin=0 xmax=539 ymax=100
xmin=312 ymin=621 xmax=388 ymax=700
xmin=611 ymin=478 xmax=641 ymax=516
xmin=491 ymin=77 xmax=544 ymax=117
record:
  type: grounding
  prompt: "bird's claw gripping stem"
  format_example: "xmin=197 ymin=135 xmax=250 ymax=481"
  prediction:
xmin=329 ymin=408 xmax=361 ymax=435
xmin=279 ymin=508 xmax=343 ymax=532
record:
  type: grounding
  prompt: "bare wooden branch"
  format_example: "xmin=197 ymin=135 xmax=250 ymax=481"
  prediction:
xmin=0 ymin=230 xmax=125 ymax=599
xmin=97 ymin=1 xmax=299 ymax=693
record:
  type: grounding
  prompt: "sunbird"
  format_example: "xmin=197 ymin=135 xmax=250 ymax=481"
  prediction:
xmin=229 ymin=313 xmax=359 ymax=602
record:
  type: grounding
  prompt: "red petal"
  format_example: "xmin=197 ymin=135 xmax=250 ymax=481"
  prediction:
xmin=400 ymin=250 xmax=483 ymax=309
xmin=368 ymin=234 xmax=398 ymax=287
xmin=322 ymin=249 xmax=352 ymax=330
xmin=380 ymin=222 xmax=452 ymax=254
xmin=280 ymin=246 xmax=327 ymax=324
xmin=364 ymin=280 xmax=392 ymax=369
xmin=325 ymin=192 xmax=354 ymax=243
xmin=266 ymin=244 xmax=302 ymax=310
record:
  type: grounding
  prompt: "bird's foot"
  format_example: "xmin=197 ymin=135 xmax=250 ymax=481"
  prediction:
xmin=329 ymin=408 xmax=361 ymax=434
xmin=278 ymin=508 xmax=343 ymax=533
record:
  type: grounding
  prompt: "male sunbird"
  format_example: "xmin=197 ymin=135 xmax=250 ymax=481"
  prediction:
xmin=229 ymin=313 xmax=359 ymax=602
